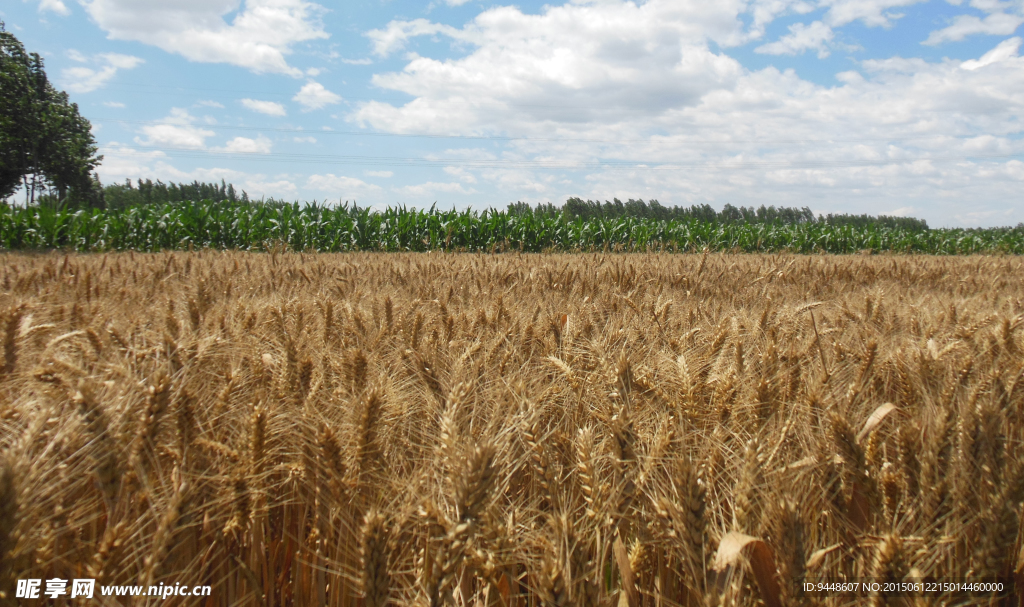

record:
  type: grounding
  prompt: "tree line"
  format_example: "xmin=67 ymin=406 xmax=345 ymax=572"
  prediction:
xmin=59 ymin=184 xmax=935 ymax=231
xmin=508 ymin=197 xmax=929 ymax=231
xmin=102 ymin=178 xmax=250 ymax=209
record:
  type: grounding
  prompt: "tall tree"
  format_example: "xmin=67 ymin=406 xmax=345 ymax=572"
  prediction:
xmin=0 ymin=22 xmax=103 ymax=208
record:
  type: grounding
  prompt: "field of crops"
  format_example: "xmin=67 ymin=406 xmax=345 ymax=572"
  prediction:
xmin=2 ymin=200 xmax=1024 ymax=254
xmin=1 ymin=250 xmax=1022 ymax=606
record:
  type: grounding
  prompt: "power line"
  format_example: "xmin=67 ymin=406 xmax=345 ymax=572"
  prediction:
xmin=91 ymin=116 xmax=1019 ymax=146
xmin=102 ymin=143 xmax=1024 ymax=171
xmin=98 ymin=81 xmax=1023 ymax=118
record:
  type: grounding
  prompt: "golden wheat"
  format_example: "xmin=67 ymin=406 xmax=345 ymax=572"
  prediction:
xmin=0 ymin=251 xmax=1022 ymax=606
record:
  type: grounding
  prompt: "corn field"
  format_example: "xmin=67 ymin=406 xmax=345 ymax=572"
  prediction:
xmin=1 ymin=250 xmax=1022 ymax=606
xmin=2 ymin=200 xmax=1023 ymax=254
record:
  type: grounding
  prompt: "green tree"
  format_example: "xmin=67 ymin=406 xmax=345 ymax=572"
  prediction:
xmin=0 ymin=22 xmax=103 ymax=208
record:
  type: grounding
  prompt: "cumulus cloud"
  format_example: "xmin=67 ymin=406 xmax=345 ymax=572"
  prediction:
xmin=366 ymin=170 xmax=393 ymax=177
xmin=293 ymin=81 xmax=342 ymax=110
xmin=961 ymin=37 xmax=1022 ymax=69
xmin=924 ymin=12 xmax=1024 ymax=45
xmin=293 ymin=136 xmax=317 ymax=143
xmin=755 ymin=21 xmax=834 ymax=57
xmin=241 ymin=99 xmax=287 ymax=116
xmin=79 ymin=0 xmax=329 ymax=76
xmin=134 ymin=108 xmax=214 ymax=149
xmin=357 ymin=2 xmax=747 ymax=133
xmin=60 ymin=53 xmax=144 ymax=93
xmin=95 ymin=145 xmax=171 ymax=183
xmin=103 ymin=101 xmax=126 ymax=108
xmin=306 ymin=174 xmax=382 ymax=195
xmin=214 ymin=135 xmax=274 ymax=154
xmin=820 ymin=0 xmax=928 ymax=27
xmin=397 ymin=181 xmax=476 ymax=197
xmin=750 ymin=0 xmax=927 ymax=57
xmin=38 ymin=0 xmax=70 ymax=16
xmin=367 ymin=19 xmax=466 ymax=57
xmin=97 ymin=144 xmax=299 ymax=198
xmin=99 ymin=145 xmax=244 ymax=184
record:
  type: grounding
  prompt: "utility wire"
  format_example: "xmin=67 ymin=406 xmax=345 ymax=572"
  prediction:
xmin=92 ymin=117 xmax=1021 ymax=146
xmin=103 ymin=143 xmax=1024 ymax=171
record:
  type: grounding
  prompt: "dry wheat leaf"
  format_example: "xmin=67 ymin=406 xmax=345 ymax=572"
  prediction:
xmin=856 ymin=402 xmax=896 ymax=444
xmin=613 ymin=537 xmax=639 ymax=607
xmin=713 ymin=532 xmax=782 ymax=607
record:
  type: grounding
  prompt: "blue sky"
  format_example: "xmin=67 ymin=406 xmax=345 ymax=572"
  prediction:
xmin=3 ymin=0 xmax=1023 ymax=227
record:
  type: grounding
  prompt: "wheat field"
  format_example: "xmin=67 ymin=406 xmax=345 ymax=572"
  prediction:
xmin=0 ymin=250 xmax=1021 ymax=606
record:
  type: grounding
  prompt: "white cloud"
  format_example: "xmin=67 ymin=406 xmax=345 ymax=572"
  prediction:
xmin=95 ymin=145 xmax=170 ymax=183
xmin=367 ymin=19 xmax=465 ymax=57
xmin=196 ymin=100 xmax=225 ymax=108
xmin=368 ymin=0 xmax=752 ymax=60
xmin=444 ymin=166 xmax=478 ymax=183
xmin=39 ymin=0 xmax=70 ymax=16
xmin=366 ymin=170 xmax=393 ymax=177
xmin=749 ymin=0 xmax=928 ymax=55
xmin=925 ymin=12 xmax=1024 ymax=44
xmin=246 ymin=179 xmax=300 ymax=199
xmin=445 ymin=0 xmax=473 ymax=6
xmin=398 ymin=181 xmax=476 ymax=197
xmin=80 ymin=0 xmax=329 ymax=76
xmin=103 ymin=101 xmax=126 ymax=108
xmin=214 ymin=136 xmax=273 ymax=154
xmin=294 ymin=136 xmax=317 ymax=143
xmin=96 ymin=145 xmax=299 ymax=198
xmin=357 ymin=2 xmax=747 ymax=133
xmin=306 ymin=67 xmax=322 ymax=76
xmin=134 ymin=108 xmax=214 ymax=149
xmin=755 ymin=21 xmax=834 ymax=57
xmin=820 ymin=0 xmax=928 ymax=27
xmin=60 ymin=53 xmax=144 ymax=93
xmin=241 ymin=98 xmax=287 ymax=116
xmin=961 ymin=36 xmax=1022 ymax=69
xmin=306 ymin=174 xmax=382 ymax=195
xmin=293 ymin=81 xmax=342 ymax=110
xmin=136 ymin=124 xmax=214 ymax=149
xmin=102 ymin=53 xmax=144 ymax=69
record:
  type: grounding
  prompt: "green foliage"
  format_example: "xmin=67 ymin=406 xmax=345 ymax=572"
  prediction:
xmin=817 ymin=212 xmax=928 ymax=231
xmin=561 ymin=197 xmax=928 ymax=231
xmin=0 ymin=198 xmax=1019 ymax=254
xmin=0 ymin=22 xmax=103 ymax=208
xmin=103 ymin=178 xmax=249 ymax=209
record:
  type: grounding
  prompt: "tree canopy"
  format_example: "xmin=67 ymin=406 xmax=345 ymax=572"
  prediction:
xmin=508 ymin=197 xmax=929 ymax=231
xmin=103 ymin=178 xmax=250 ymax=209
xmin=0 ymin=22 xmax=103 ymax=208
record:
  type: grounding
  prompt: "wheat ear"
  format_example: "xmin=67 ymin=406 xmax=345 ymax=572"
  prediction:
xmin=361 ymin=510 xmax=392 ymax=607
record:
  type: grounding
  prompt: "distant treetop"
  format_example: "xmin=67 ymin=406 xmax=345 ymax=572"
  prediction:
xmin=102 ymin=178 xmax=249 ymax=209
xmin=79 ymin=180 xmax=932 ymax=232
xmin=507 ymin=197 xmax=929 ymax=231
